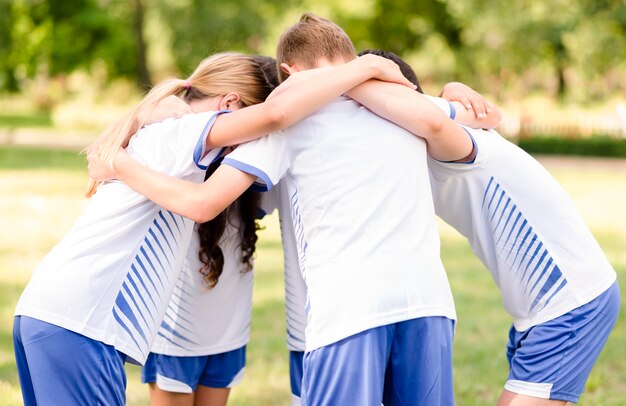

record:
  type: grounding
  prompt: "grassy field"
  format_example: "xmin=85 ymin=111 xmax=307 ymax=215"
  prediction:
xmin=1 ymin=146 xmax=625 ymax=405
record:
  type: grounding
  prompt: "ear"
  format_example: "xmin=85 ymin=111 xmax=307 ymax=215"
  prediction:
xmin=280 ymin=63 xmax=300 ymax=76
xmin=220 ymin=92 xmax=241 ymax=110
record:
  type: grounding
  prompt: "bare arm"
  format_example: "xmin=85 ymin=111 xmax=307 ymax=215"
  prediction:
xmin=89 ymin=148 xmax=254 ymax=223
xmin=439 ymin=81 xmax=502 ymax=129
xmin=205 ymin=54 xmax=416 ymax=148
xmin=347 ymin=80 xmax=474 ymax=162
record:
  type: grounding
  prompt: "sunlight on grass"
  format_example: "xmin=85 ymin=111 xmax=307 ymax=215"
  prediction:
xmin=1 ymin=147 xmax=625 ymax=405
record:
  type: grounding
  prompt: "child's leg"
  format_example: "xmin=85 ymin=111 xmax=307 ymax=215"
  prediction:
xmin=497 ymin=390 xmax=568 ymax=406
xmin=382 ymin=316 xmax=455 ymax=406
xmin=148 ymin=383 xmax=194 ymax=406
xmin=143 ymin=347 xmax=245 ymax=406
xmin=503 ymin=281 xmax=620 ymax=404
xmin=194 ymin=386 xmax=230 ymax=406
xmin=301 ymin=326 xmax=393 ymax=406
xmin=13 ymin=316 xmax=36 ymax=406
xmin=17 ymin=316 xmax=127 ymax=405
xmin=195 ymin=346 xmax=245 ymax=406
xmin=289 ymin=350 xmax=304 ymax=405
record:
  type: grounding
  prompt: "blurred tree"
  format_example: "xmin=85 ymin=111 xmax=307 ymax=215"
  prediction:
xmin=156 ymin=0 xmax=298 ymax=74
xmin=1 ymin=0 xmax=625 ymax=102
xmin=339 ymin=0 xmax=462 ymax=54
xmin=1 ymin=0 xmax=151 ymax=92
xmin=0 ymin=0 xmax=19 ymax=91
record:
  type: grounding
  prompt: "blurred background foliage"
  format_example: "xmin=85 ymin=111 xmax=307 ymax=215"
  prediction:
xmin=1 ymin=0 xmax=625 ymax=138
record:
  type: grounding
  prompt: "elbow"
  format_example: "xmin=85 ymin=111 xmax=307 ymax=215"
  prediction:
xmin=264 ymin=100 xmax=289 ymax=132
xmin=422 ymin=115 xmax=447 ymax=137
xmin=183 ymin=195 xmax=219 ymax=223
xmin=189 ymin=204 xmax=219 ymax=223
xmin=482 ymin=105 xmax=503 ymax=129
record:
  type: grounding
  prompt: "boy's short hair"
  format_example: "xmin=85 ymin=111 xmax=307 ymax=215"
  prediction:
xmin=358 ymin=49 xmax=423 ymax=94
xmin=276 ymin=13 xmax=357 ymax=82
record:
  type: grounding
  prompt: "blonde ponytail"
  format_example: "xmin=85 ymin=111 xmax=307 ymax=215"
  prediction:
xmin=85 ymin=52 xmax=274 ymax=198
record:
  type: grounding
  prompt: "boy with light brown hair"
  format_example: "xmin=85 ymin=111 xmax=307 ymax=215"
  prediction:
xmin=233 ymin=13 xmax=473 ymax=405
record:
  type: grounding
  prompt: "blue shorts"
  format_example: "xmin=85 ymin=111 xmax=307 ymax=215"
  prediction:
xmin=13 ymin=316 xmax=127 ymax=406
xmin=141 ymin=346 xmax=246 ymax=393
xmin=302 ymin=316 xmax=455 ymax=406
xmin=506 ymin=281 xmax=620 ymax=403
xmin=290 ymin=351 xmax=304 ymax=404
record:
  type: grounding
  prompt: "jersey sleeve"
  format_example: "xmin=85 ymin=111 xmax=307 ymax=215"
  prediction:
xmin=221 ymin=131 xmax=290 ymax=192
xmin=172 ymin=110 xmax=229 ymax=174
xmin=428 ymin=126 xmax=483 ymax=171
xmin=259 ymin=187 xmax=279 ymax=217
xmin=424 ymin=95 xmax=456 ymax=120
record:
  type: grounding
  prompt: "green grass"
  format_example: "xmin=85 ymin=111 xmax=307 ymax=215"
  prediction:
xmin=0 ymin=146 xmax=86 ymax=170
xmin=1 ymin=146 xmax=625 ymax=405
xmin=0 ymin=113 xmax=52 ymax=129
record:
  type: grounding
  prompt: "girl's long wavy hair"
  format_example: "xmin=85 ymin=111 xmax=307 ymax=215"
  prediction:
xmin=197 ymin=158 xmax=262 ymax=288
xmin=197 ymin=55 xmax=279 ymax=288
xmin=85 ymin=52 xmax=274 ymax=197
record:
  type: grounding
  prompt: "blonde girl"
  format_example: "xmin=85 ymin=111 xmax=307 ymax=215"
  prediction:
xmin=13 ymin=52 xmax=411 ymax=406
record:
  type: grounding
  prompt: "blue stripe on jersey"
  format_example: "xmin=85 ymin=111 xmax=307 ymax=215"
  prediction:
xmin=519 ymin=240 xmax=543 ymax=282
xmin=112 ymin=209 xmax=185 ymax=360
xmin=164 ymin=305 xmax=195 ymax=332
xmin=122 ymin=282 xmax=151 ymax=328
xmin=169 ymin=289 xmax=194 ymax=308
xmin=481 ymin=177 xmax=495 ymax=207
xmin=541 ymin=278 xmax=568 ymax=310
xmin=493 ymin=197 xmax=512 ymax=231
xmin=158 ymin=211 xmax=179 ymax=242
xmin=448 ymin=102 xmax=456 ymax=120
xmin=490 ymin=192 xmax=504 ymax=222
xmin=193 ymin=111 xmax=228 ymax=170
xmin=134 ymin=260 xmax=161 ymax=298
xmin=504 ymin=219 xmax=528 ymax=263
xmin=167 ymin=211 xmax=182 ymax=235
xmin=152 ymin=219 xmax=176 ymax=255
xmin=148 ymin=229 xmax=173 ymax=267
xmin=144 ymin=238 xmax=169 ymax=282
xmin=290 ymin=189 xmax=308 ymax=277
xmin=126 ymin=275 xmax=156 ymax=323
xmin=483 ymin=176 xmax=569 ymax=314
xmin=163 ymin=310 xmax=196 ymax=337
xmin=139 ymin=247 xmax=166 ymax=290
xmin=160 ymin=320 xmax=196 ymax=345
xmin=131 ymin=264 xmax=158 ymax=309
xmin=157 ymin=331 xmax=191 ymax=351
xmin=112 ymin=308 xmax=144 ymax=351
xmin=115 ymin=293 xmax=148 ymax=343
xmin=530 ymin=264 xmax=564 ymax=312
xmin=508 ymin=221 xmax=531 ymax=265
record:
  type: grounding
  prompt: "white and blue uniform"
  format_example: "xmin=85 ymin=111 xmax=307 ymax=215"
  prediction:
xmin=428 ymin=127 xmax=619 ymax=402
xmin=141 ymin=214 xmax=253 ymax=393
xmin=224 ymin=96 xmax=456 ymax=405
xmin=263 ymin=178 xmax=307 ymax=405
xmin=13 ymin=111 xmax=226 ymax=405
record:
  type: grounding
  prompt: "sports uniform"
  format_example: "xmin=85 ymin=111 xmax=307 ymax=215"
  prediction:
xmin=223 ymin=96 xmax=457 ymax=405
xmin=263 ymin=177 xmax=307 ymax=405
xmin=141 ymin=214 xmax=253 ymax=393
xmin=14 ymin=111 xmax=226 ymax=405
xmin=428 ymin=127 xmax=619 ymax=403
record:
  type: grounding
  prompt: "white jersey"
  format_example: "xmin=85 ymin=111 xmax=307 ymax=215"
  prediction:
xmin=224 ymin=97 xmax=456 ymax=351
xmin=429 ymin=128 xmax=617 ymax=331
xmin=15 ymin=111 xmax=226 ymax=364
xmin=150 ymin=214 xmax=254 ymax=356
xmin=263 ymin=177 xmax=307 ymax=352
